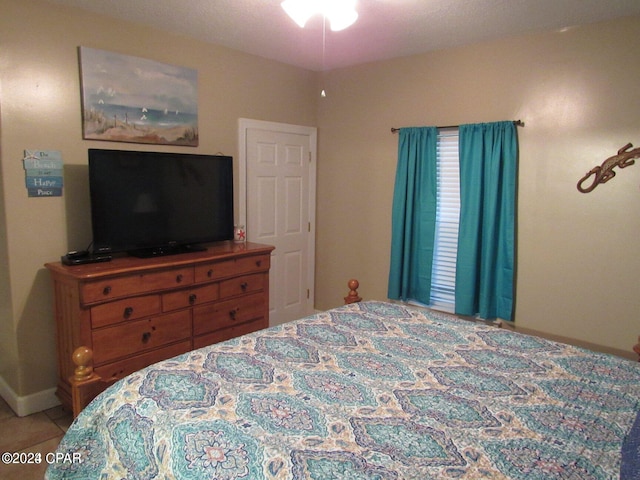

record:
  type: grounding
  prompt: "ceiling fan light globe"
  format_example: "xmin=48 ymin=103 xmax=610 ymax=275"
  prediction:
xmin=328 ymin=10 xmax=358 ymax=31
xmin=281 ymin=0 xmax=314 ymax=28
xmin=282 ymin=0 xmax=358 ymax=31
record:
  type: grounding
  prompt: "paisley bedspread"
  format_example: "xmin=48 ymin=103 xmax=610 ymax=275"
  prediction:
xmin=46 ymin=301 xmax=640 ymax=479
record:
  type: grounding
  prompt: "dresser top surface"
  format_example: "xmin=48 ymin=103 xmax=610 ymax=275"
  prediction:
xmin=45 ymin=242 xmax=274 ymax=280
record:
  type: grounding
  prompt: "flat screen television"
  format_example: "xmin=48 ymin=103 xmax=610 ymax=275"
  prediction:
xmin=88 ymin=149 xmax=234 ymax=258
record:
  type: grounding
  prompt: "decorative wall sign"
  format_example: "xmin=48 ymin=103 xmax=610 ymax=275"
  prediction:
xmin=23 ymin=150 xmax=63 ymax=197
xmin=79 ymin=47 xmax=198 ymax=146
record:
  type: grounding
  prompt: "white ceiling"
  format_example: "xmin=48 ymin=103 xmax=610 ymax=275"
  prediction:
xmin=48 ymin=0 xmax=640 ymax=71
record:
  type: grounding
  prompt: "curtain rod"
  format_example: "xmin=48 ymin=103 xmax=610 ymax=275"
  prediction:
xmin=390 ymin=119 xmax=524 ymax=134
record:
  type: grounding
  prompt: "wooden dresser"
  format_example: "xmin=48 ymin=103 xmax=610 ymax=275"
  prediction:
xmin=45 ymin=241 xmax=274 ymax=412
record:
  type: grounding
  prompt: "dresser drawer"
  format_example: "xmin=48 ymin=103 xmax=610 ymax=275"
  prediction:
xmin=91 ymin=310 xmax=191 ymax=365
xmin=193 ymin=292 xmax=266 ymax=336
xmin=162 ymin=282 xmax=220 ymax=312
xmin=219 ymin=273 xmax=265 ymax=299
xmin=194 ymin=254 xmax=270 ymax=282
xmin=81 ymin=267 xmax=194 ymax=305
xmin=91 ymin=295 xmax=162 ymax=328
xmin=93 ymin=340 xmax=192 ymax=381
xmin=193 ymin=318 xmax=266 ymax=349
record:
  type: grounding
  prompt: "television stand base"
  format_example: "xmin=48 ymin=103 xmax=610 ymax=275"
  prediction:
xmin=128 ymin=244 xmax=207 ymax=258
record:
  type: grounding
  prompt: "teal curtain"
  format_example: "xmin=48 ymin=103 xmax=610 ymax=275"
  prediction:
xmin=387 ymin=127 xmax=438 ymax=303
xmin=455 ymin=121 xmax=517 ymax=320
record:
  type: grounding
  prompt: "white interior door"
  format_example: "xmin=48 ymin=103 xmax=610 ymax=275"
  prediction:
xmin=239 ymin=119 xmax=316 ymax=326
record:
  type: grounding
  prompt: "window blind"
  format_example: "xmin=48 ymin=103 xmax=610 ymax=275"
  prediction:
xmin=430 ymin=128 xmax=460 ymax=312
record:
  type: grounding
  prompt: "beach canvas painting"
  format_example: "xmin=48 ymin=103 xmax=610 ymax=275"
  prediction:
xmin=79 ymin=47 xmax=198 ymax=146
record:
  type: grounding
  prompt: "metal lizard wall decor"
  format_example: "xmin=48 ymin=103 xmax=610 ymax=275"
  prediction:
xmin=577 ymin=143 xmax=640 ymax=193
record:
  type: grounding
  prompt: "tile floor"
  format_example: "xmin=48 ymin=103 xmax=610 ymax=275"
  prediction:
xmin=0 ymin=397 xmax=73 ymax=480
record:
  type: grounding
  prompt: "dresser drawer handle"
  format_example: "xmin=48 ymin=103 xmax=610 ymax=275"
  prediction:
xmin=103 ymin=286 xmax=112 ymax=296
xmin=189 ymin=293 xmax=197 ymax=305
xmin=142 ymin=332 xmax=152 ymax=343
xmin=256 ymin=260 xmax=262 ymax=267
xmin=240 ymin=282 xmax=248 ymax=292
xmin=176 ymin=274 xmax=183 ymax=283
xmin=229 ymin=308 xmax=239 ymax=321
xmin=207 ymin=269 xmax=214 ymax=278
xmin=123 ymin=307 xmax=134 ymax=319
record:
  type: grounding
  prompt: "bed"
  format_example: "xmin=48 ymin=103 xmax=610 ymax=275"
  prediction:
xmin=46 ymin=292 xmax=640 ymax=479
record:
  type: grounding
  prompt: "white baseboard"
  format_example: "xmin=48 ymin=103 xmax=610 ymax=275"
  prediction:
xmin=0 ymin=376 xmax=60 ymax=417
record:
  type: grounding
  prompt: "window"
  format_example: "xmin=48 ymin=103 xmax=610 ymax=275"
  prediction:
xmin=389 ymin=122 xmax=516 ymax=321
xmin=429 ymin=128 xmax=460 ymax=313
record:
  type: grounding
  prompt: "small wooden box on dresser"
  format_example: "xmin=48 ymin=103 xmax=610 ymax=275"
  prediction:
xmin=45 ymin=241 xmax=274 ymax=415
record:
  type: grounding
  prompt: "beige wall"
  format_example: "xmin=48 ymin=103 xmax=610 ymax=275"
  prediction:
xmin=316 ymin=16 xmax=640 ymax=353
xmin=0 ymin=0 xmax=317 ymax=399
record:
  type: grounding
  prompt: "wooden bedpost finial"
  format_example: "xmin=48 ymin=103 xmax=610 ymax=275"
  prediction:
xmin=344 ymin=279 xmax=362 ymax=304
xmin=72 ymin=346 xmax=94 ymax=381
